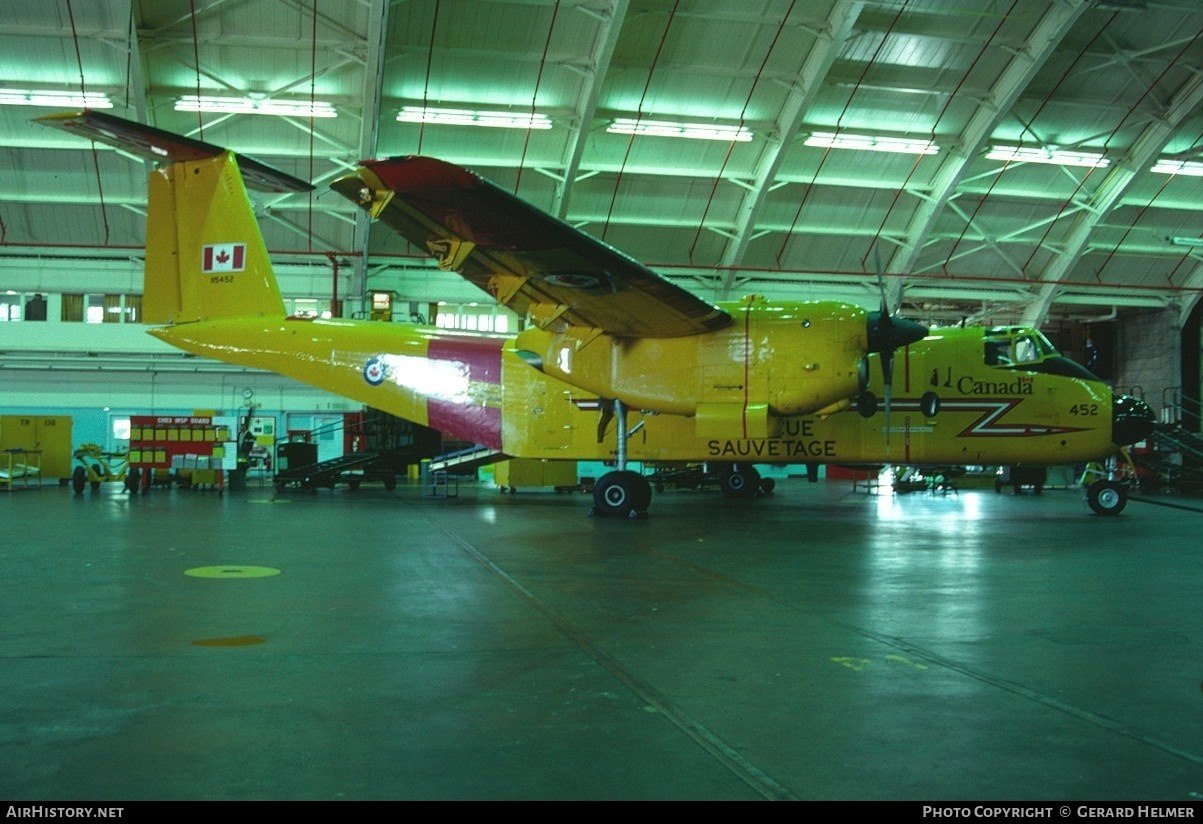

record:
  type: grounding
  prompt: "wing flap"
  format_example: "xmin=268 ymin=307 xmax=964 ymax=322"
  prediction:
xmin=331 ymin=157 xmax=730 ymax=338
xmin=35 ymin=110 xmax=314 ymax=194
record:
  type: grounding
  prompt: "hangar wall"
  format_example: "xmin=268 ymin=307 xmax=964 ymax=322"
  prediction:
xmin=2 ymin=255 xmax=1191 ymax=454
xmin=1116 ymin=309 xmax=1182 ymax=420
xmin=0 ymin=253 xmax=509 ymax=314
xmin=0 ymin=368 xmax=357 ymax=451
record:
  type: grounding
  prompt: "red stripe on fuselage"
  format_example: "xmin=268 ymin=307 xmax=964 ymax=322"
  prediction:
xmin=425 ymin=334 xmax=504 ymax=449
xmin=426 ymin=334 xmax=503 ymax=384
xmin=427 ymin=400 xmax=503 ymax=450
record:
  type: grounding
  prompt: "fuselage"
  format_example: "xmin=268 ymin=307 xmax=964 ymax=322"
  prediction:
xmin=152 ymin=315 xmax=1150 ymax=468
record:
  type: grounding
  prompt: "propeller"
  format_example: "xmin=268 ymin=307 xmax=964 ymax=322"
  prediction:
xmin=865 ymin=248 xmax=928 ymax=449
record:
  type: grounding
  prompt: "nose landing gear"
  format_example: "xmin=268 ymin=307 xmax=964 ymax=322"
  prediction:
xmin=1079 ymin=455 xmax=1136 ymax=516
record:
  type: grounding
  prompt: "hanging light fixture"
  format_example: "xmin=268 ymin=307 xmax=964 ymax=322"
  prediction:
xmin=0 ymin=88 xmax=112 ymax=108
xmin=986 ymin=145 xmax=1109 ymax=168
xmin=805 ymin=131 xmax=938 ymax=155
xmin=397 ymin=106 xmax=551 ymax=130
xmin=607 ymin=117 xmax=752 ymax=142
xmin=175 ymin=95 xmax=337 ymax=118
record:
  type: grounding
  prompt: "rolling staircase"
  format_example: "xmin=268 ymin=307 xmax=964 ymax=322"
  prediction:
xmin=1130 ymin=387 xmax=1203 ymax=493
xmin=273 ymin=451 xmax=392 ymax=491
xmin=420 ymin=444 xmax=507 ymax=499
xmin=425 ymin=444 xmax=507 ymax=474
xmin=1132 ymin=425 xmax=1203 ymax=493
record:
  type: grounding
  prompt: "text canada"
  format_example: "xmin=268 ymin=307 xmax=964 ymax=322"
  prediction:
xmin=957 ymin=375 xmax=1034 ymax=395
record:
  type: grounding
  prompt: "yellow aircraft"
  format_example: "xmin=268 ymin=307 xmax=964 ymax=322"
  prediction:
xmin=37 ymin=111 xmax=1155 ymax=517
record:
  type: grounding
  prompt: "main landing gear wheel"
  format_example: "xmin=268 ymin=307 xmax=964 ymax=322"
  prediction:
xmin=720 ymin=465 xmax=761 ymax=499
xmin=1086 ymin=480 xmax=1128 ymax=516
xmin=591 ymin=470 xmax=652 ymax=518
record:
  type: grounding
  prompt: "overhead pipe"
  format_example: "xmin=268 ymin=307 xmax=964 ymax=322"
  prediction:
xmin=776 ymin=1 xmax=911 ymax=269
xmin=601 ymin=1 xmax=680 ymax=244
xmin=687 ymin=4 xmax=796 ymax=266
xmin=1015 ymin=13 xmax=1198 ymax=278
xmin=940 ymin=5 xmax=1109 ymax=273
xmin=865 ymin=0 xmax=1021 ymax=274
xmin=326 ymin=252 xmax=341 ymax=318
xmin=513 ymin=0 xmax=562 ymax=197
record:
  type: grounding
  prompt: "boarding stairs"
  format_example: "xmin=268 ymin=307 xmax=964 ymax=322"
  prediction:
xmin=426 ymin=444 xmax=507 ymax=474
xmin=1130 ymin=387 xmax=1203 ymax=493
xmin=418 ymin=444 xmax=507 ymax=499
xmin=273 ymin=451 xmax=386 ymax=490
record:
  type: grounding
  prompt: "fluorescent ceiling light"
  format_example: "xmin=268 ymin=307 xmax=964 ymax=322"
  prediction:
xmin=0 ymin=88 xmax=112 ymax=108
xmin=986 ymin=145 xmax=1109 ymax=168
xmin=1150 ymin=159 xmax=1203 ymax=177
xmin=805 ymin=131 xmax=938 ymax=155
xmin=175 ymin=95 xmax=337 ymax=118
xmin=398 ymin=106 xmax=551 ymax=130
xmin=1168 ymin=236 xmax=1203 ymax=248
xmin=607 ymin=118 xmax=753 ymax=142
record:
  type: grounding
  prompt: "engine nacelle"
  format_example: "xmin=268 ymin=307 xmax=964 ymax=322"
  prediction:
xmin=515 ymin=298 xmax=872 ymax=437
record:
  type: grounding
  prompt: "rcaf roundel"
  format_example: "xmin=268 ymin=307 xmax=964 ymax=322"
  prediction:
xmin=202 ymin=243 xmax=246 ymax=273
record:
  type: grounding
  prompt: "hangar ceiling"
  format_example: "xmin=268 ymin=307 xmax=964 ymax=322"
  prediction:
xmin=1 ymin=0 xmax=1202 ymax=327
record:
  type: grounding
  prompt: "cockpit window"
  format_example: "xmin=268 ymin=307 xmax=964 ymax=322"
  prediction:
xmin=1014 ymin=335 xmax=1039 ymax=363
xmin=984 ymin=329 xmax=1058 ymax=367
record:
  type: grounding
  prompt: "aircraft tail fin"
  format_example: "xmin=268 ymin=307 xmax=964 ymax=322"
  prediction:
xmin=35 ymin=110 xmax=313 ymax=324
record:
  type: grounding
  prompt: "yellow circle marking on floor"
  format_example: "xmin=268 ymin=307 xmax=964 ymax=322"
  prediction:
xmin=192 ymin=636 xmax=266 ymax=647
xmin=184 ymin=566 xmax=281 ymax=579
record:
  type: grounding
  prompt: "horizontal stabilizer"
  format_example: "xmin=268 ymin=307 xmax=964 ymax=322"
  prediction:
xmin=35 ymin=110 xmax=314 ymax=194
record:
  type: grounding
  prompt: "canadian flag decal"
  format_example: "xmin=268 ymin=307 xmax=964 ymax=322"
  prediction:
xmin=202 ymin=243 xmax=246 ymax=273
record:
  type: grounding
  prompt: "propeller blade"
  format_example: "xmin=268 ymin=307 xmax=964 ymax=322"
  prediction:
xmin=882 ymin=350 xmax=893 ymax=451
xmin=874 ymin=246 xmax=888 ymax=316
xmin=867 ymin=245 xmax=924 ymax=456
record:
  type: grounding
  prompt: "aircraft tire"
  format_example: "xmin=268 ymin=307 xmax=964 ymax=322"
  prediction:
xmin=593 ymin=470 xmax=651 ymax=517
xmin=720 ymin=465 xmax=760 ymax=499
xmin=1086 ymin=480 xmax=1127 ymax=516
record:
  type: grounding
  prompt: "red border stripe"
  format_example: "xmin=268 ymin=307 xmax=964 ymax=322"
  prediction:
xmin=426 ymin=335 xmax=503 ymax=384
xmin=427 ymin=400 xmax=502 ymax=450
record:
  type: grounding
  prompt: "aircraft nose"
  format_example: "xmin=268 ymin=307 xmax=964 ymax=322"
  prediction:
xmin=1112 ymin=394 xmax=1155 ymax=446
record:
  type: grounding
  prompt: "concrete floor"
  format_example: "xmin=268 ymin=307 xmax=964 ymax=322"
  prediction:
xmin=1 ymin=474 xmax=1200 ymax=801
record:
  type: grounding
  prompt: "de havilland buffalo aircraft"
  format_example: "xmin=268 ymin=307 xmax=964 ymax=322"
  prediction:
xmin=37 ymin=110 xmax=1155 ymax=517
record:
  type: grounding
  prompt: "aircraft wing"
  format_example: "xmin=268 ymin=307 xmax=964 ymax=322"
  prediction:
xmin=35 ymin=110 xmax=314 ymax=194
xmin=331 ymin=157 xmax=732 ymax=338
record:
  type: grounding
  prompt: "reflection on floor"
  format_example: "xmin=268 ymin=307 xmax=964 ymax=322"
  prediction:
xmin=1 ymin=477 xmax=1199 ymax=800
